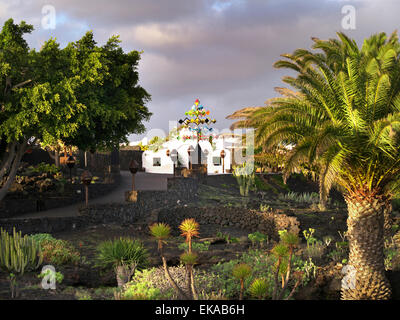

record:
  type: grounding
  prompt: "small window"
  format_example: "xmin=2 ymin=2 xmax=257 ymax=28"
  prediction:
xmin=213 ymin=156 xmax=221 ymax=166
xmin=153 ymin=157 xmax=161 ymax=166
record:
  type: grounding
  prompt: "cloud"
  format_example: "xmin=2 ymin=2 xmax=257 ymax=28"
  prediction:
xmin=1 ymin=0 xmax=400 ymax=141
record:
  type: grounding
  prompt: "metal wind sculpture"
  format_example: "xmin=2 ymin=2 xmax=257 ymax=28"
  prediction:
xmin=177 ymin=99 xmax=217 ymax=168
xmin=178 ymin=99 xmax=216 ymax=144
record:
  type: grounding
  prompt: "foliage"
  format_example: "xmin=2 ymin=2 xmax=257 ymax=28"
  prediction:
xmin=180 ymin=252 xmax=198 ymax=266
xmin=279 ymin=192 xmax=319 ymax=205
xmin=249 ymin=278 xmax=269 ymax=299
xmin=248 ymin=232 xmax=268 ymax=247
xmin=216 ymin=231 xmax=239 ymax=244
xmin=232 ymin=162 xmax=255 ymax=196
xmin=95 ymin=238 xmax=148 ymax=270
xmin=121 ymin=280 xmax=163 ymax=300
xmin=178 ymin=241 xmax=210 ymax=252
xmin=121 ymin=267 xmax=224 ymax=300
xmin=303 ymin=228 xmax=317 ymax=249
xmin=0 ymin=18 xmax=151 ymax=202
xmin=40 ymin=238 xmax=80 ymax=265
xmin=38 ymin=269 xmax=64 ymax=284
xmin=29 ymin=233 xmax=56 ymax=245
xmin=26 ymin=163 xmax=60 ymax=175
xmin=179 ymin=218 xmax=200 ymax=251
xmin=210 ymin=248 xmax=305 ymax=300
xmin=0 ymin=227 xmax=43 ymax=275
xmin=232 ymin=263 xmax=252 ymax=281
xmin=149 ymin=223 xmax=171 ymax=244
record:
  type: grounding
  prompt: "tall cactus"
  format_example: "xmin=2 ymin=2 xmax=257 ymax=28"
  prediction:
xmin=232 ymin=162 xmax=255 ymax=197
xmin=0 ymin=228 xmax=43 ymax=276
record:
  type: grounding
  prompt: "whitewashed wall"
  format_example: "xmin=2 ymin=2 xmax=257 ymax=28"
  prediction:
xmin=142 ymin=131 xmax=237 ymax=174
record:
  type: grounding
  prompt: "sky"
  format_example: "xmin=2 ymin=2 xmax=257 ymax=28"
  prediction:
xmin=1 ymin=0 xmax=400 ymax=143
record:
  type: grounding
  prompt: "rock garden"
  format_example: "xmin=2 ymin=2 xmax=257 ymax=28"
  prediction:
xmin=1 ymin=173 xmax=400 ymax=301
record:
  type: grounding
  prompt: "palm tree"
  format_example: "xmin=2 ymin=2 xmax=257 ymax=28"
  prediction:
xmin=244 ymin=31 xmax=400 ymax=299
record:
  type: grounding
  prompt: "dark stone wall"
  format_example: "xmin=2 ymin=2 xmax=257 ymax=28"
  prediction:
xmin=157 ymin=206 xmax=300 ymax=241
xmin=0 ymin=174 xmax=121 ymax=219
xmin=0 ymin=176 xmax=199 ymax=235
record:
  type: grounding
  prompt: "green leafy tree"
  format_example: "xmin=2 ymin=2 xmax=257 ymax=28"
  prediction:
xmin=0 ymin=19 xmax=151 ymax=201
xmin=243 ymin=31 xmax=400 ymax=299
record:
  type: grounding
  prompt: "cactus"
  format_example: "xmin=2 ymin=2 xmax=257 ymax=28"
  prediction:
xmin=232 ymin=162 xmax=255 ymax=196
xmin=0 ymin=227 xmax=43 ymax=276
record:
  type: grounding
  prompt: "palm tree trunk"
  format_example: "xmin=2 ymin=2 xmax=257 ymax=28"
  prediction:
xmin=341 ymin=194 xmax=391 ymax=300
xmin=318 ymin=170 xmax=328 ymax=211
xmin=383 ymin=200 xmax=393 ymax=240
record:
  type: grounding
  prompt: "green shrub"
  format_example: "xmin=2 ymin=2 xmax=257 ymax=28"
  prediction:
xmin=278 ymin=192 xmax=319 ymax=205
xmin=95 ymin=238 xmax=148 ymax=270
xmin=178 ymin=241 xmax=210 ymax=252
xmin=122 ymin=281 xmax=163 ymax=300
xmin=29 ymin=233 xmax=56 ymax=245
xmin=96 ymin=238 xmax=149 ymax=287
xmin=27 ymin=162 xmax=60 ymax=175
xmin=248 ymin=232 xmax=268 ymax=247
xmin=38 ymin=269 xmax=64 ymax=284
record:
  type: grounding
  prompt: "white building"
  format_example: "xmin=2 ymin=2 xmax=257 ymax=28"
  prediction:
xmin=142 ymin=128 xmax=242 ymax=174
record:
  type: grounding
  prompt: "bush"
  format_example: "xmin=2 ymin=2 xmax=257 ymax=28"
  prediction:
xmin=96 ymin=238 xmax=148 ymax=269
xmin=278 ymin=192 xmax=319 ymax=205
xmin=29 ymin=233 xmax=56 ymax=245
xmin=27 ymin=162 xmax=60 ymax=175
xmin=121 ymin=281 xmax=163 ymax=300
xmin=178 ymin=241 xmax=210 ymax=252
xmin=121 ymin=267 xmax=224 ymax=300
xmin=96 ymin=238 xmax=149 ymax=287
xmin=40 ymin=239 xmax=80 ymax=265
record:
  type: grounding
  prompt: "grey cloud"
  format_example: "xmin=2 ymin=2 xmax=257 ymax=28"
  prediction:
xmin=1 ymin=0 xmax=400 ymax=142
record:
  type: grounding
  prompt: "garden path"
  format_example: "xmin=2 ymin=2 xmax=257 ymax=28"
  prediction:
xmin=9 ymin=171 xmax=173 ymax=219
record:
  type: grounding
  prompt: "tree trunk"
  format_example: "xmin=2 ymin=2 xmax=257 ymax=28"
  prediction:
xmin=0 ymin=141 xmax=27 ymax=202
xmin=341 ymin=194 xmax=391 ymax=300
xmin=0 ymin=142 xmax=17 ymax=181
xmin=115 ymin=265 xmax=130 ymax=287
xmin=318 ymin=169 xmax=328 ymax=211
xmin=159 ymin=246 xmax=189 ymax=300
xmin=383 ymin=200 xmax=393 ymax=240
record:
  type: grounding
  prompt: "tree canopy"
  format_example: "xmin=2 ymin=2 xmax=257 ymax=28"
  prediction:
xmin=0 ymin=18 xmax=151 ymax=199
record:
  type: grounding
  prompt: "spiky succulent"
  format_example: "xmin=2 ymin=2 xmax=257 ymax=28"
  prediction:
xmin=150 ymin=223 xmax=171 ymax=250
xmin=271 ymin=243 xmax=289 ymax=258
xmin=232 ymin=263 xmax=252 ymax=280
xmin=279 ymin=231 xmax=300 ymax=248
xmin=179 ymin=218 xmax=200 ymax=242
xmin=249 ymin=278 xmax=268 ymax=300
